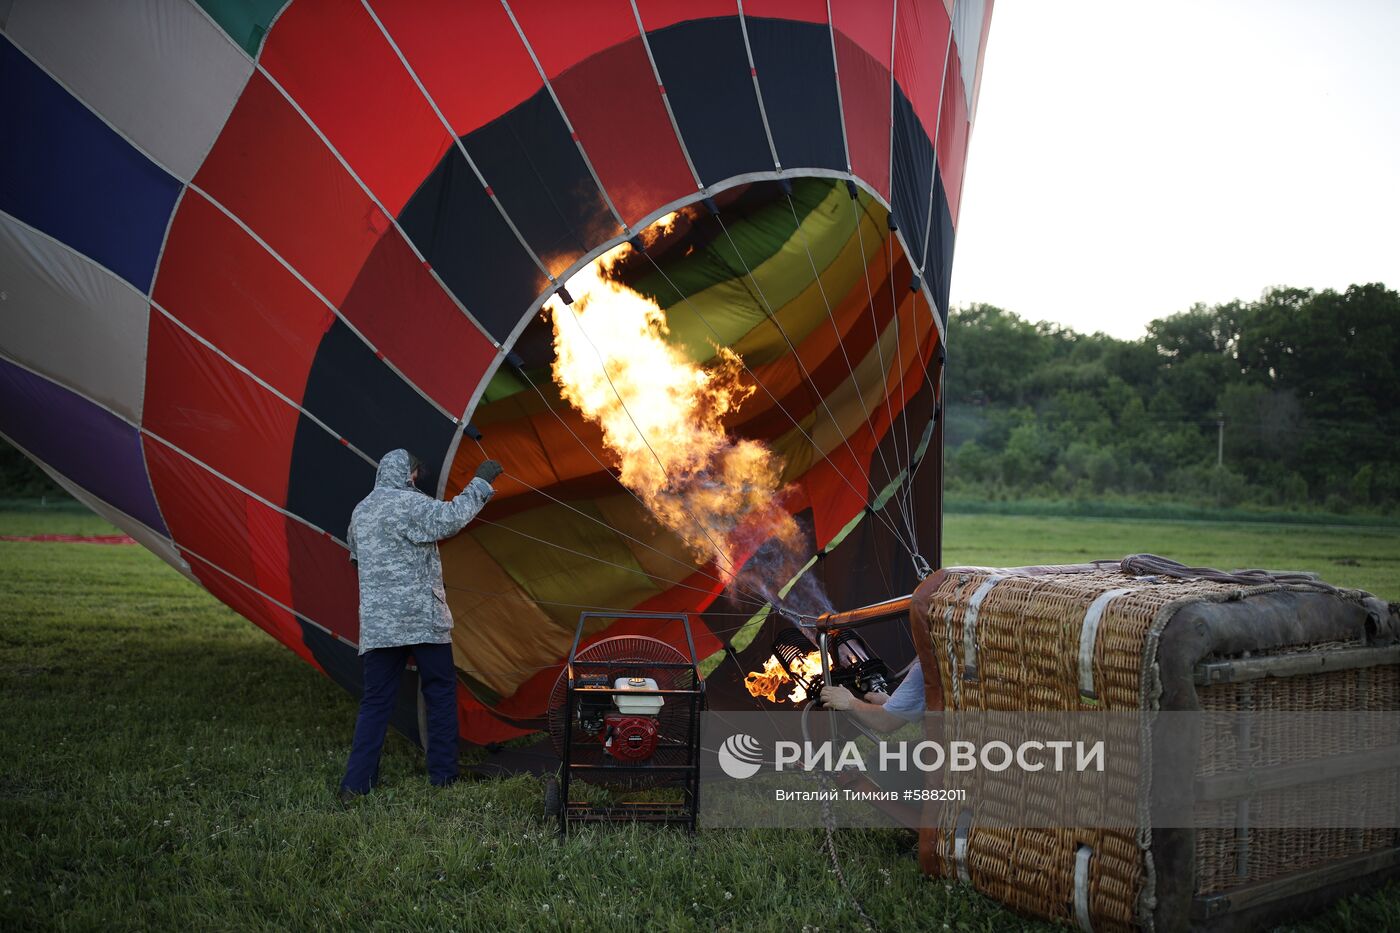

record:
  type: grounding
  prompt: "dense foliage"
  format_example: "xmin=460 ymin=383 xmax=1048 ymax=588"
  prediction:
xmin=944 ymin=283 xmax=1400 ymax=514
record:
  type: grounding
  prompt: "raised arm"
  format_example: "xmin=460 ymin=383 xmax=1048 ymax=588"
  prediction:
xmin=403 ymin=461 xmax=502 ymax=544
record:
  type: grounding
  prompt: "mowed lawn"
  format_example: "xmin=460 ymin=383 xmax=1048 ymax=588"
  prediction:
xmin=2 ymin=506 xmax=1398 ymax=931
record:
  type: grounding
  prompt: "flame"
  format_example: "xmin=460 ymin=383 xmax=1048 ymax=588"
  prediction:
xmin=546 ymin=214 xmax=800 ymax=583
xmin=744 ymin=650 xmax=826 ymax=704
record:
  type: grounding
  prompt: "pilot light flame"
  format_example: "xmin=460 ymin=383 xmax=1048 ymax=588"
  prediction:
xmin=546 ymin=214 xmax=801 ymax=584
xmin=744 ymin=649 xmax=825 ymax=704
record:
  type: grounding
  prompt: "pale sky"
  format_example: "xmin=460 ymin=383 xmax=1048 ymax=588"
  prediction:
xmin=947 ymin=0 xmax=1400 ymax=338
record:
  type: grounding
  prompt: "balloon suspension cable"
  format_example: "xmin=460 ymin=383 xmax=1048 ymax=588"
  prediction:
xmin=706 ymin=208 xmax=921 ymax=560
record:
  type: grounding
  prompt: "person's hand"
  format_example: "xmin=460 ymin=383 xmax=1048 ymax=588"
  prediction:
xmin=474 ymin=459 xmax=504 ymax=483
xmin=864 ymin=690 xmax=891 ymax=706
xmin=818 ymin=684 xmax=856 ymax=710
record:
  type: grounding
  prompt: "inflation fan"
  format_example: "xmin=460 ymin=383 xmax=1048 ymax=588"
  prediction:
xmin=544 ymin=612 xmax=705 ymax=835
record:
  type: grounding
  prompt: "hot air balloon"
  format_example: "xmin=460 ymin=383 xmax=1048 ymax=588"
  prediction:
xmin=0 ymin=0 xmax=992 ymax=744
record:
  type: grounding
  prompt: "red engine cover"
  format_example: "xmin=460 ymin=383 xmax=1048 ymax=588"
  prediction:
xmin=604 ymin=713 xmax=659 ymax=761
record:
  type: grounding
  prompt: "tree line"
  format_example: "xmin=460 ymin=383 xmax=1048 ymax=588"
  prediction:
xmin=944 ymin=283 xmax=1399 ymax=514
xmin=3 ymin=283 xmax=1396 ymax=515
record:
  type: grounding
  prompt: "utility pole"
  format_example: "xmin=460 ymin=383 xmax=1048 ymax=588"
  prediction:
xmin=1216 ymin=412 xmax=1225 ymax=467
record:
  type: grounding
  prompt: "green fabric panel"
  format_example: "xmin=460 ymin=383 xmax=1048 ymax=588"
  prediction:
xmin=674 ymin=186 xmax=881 ymax=367
xmin=194 ymin=0 xmax=288 ymax=56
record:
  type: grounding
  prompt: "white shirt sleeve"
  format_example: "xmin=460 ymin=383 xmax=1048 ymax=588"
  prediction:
xmin=880 ymin=659 xmax=926 ymax=723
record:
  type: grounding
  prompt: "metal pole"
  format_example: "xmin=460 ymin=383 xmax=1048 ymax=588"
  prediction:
xmin=1217 ymin=413 xmax=1225 ymax=467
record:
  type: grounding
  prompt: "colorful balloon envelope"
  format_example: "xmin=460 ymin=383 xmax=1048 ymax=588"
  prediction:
xmin=0 ymin=0 xmax=992 ymax=742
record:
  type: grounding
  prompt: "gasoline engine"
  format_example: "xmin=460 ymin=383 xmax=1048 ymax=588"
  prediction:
xmin=570 ymin=674 xmax=665 ymax=762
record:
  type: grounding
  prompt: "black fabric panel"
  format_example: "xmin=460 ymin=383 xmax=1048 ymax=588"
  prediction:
xmin=923 ymin=167 xmax=955 ymax=323
xmin=462 ymin=89 xmax=620 ymax=274
xmin=288 ymin=320 xmax=456 ymax=539
xmin=890 ymin=88 xmax=933 ymax=283
xmin=299 ymin=620 xmax=422 ymax=745
xmin=744 ymin=18 xmax=845 ymax=172
xmin=398 ymin=147 xmax=546 ymax=342
xmin=646 ymin=17 xmax=773 ymax=187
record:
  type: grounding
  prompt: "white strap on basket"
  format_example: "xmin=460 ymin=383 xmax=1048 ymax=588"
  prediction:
xmin=1073 ymin=844 xmax=1095 ymax=932
xmin=953 ymin=808 xmax=974 ymax=883
xmin=1077 ymin=588 xmax=1137 ymax=700
xmin=961 ymin=575 xmax=1006 ymax=681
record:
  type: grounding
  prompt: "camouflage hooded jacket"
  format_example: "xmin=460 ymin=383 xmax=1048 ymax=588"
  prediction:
xmin=347 ymin=449 xmax=494 ymax=653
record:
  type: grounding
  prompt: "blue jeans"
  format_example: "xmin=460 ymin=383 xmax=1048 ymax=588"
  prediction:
xmin=340 ymin=642 xmax=459 ymax=792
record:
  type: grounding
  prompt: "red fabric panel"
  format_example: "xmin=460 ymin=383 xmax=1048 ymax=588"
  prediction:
xmin=831 ymin=0 xmax=893 ymax=68
xmin=259 ymin=0 xmax=453 ymax=215
xmin=338 ymin=230 xmax=496 ymax=413
xmin=634 ymin=0 xmax=738 ymax=31
xmin=195 ymin=73 xmax=383 ymax=308
xmin=508 ymin=1 xmax=640 ymax=79
xmin=834 ymin=30 xmax=892 ymax=200
xmin=372 ymin=0 xmax=542 ymax=136
xmin=743 ymin=0 xmax=828 ymax=24
xmin=145 ymin=436 xmax=259 ymax=586
xmin=936 ymin=57 xmax=970 ymax=225
xmin=893 ymin=0 xmax=950 ymax=141
xmin=285 ymin=518 xmax=360 ymax=642
xmin=196 ymin=75 xmax=491 ymax=413
xmin=550 ymin=39 xmax=696 ymax=226
xmin=152 ymin=193 xmax=334 ymax=403
xmin=143 ymin=312 xmax=297 ymax=506
xmin=185 ymin=550 xmax=320 ymax=668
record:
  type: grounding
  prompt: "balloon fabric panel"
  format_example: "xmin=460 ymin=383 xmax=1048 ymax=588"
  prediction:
xmin=152 ymin=193 xmax=333 ymax=403
xmin=259 ymin=0 xmax=455 ymax=217
xmin=644 ymin=18 xmax=775 ymax=186
xmin=396 ymin=150 xmax=550 ymax=341
xmin=893 ymin=0 xmax=952 ymax=144
xmin=0 ymin=37 xmax=179 ymax=292
xmin=834 ymin=29 xmax=894 ymax=200
xmin=0 ymin=213 xmax=150 ymax=421
xmin=142 ymin=312 xmax=299 ymax=508
xmin=743 ymin=18 xmax=846 ymax=172
xmin=192 ymin=0 xmax=289 ymax=57
xmin=0 ymin=358 xmax=166 ymax=534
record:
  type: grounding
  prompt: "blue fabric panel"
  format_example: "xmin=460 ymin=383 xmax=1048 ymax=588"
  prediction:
xmin=744 ymin=18 xmax=846 ymax=172
xmin=0 ymin=355 xmax=168 ymax=534
xmin=463 ymin=89 xmax=619 ymax=274
xmin=646 ymin=18 xmax=774 ymax=187
xmin=397 ymin=146 xmax=548 ymax=343
xmin=287 ymin=321 xmax=455 ymax=541
xmin=0 ymin=37 xmax=181 ymax=291
xmin=890 ymin=87 xmax=933 ymax=286
xmin=924 ymin=167 xmax=954 ymax=323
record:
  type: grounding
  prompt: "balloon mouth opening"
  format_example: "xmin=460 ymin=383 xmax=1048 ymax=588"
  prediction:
xmin=439 ymin=177 xmax=930 ymax=700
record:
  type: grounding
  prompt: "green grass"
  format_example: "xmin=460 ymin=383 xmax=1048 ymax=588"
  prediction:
xmin=2 ymin=505 xmax=1398 ymax=930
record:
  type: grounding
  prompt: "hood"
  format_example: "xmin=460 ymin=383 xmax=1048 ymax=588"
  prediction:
xmin=375 ymin=449 xmax=415 ymax=490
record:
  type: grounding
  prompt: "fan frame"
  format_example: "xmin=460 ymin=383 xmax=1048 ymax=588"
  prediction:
xmin=551 ymin=611 xmax=706 ymax=836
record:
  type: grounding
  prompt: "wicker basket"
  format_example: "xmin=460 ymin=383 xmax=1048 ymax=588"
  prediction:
xmin=908 ymin=560 xmax=1400 ymax=932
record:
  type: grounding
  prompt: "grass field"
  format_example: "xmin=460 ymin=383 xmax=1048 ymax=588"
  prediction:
xmin=2 ymin=506 xmax=1398 ymax=931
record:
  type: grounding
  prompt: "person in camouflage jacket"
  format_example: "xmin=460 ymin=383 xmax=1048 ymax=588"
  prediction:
xmin=339 ymin=448 xmax=503 ymax=800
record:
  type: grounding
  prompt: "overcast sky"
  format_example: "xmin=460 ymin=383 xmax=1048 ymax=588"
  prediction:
xmin=946 ymin=0 xmax=1400 ymax=338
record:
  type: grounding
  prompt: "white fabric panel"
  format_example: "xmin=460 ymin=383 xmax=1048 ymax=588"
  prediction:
xmin=35 ymin=459 xmax=196 ymax=582
xmin=3 ymin=0 xmax=253 ymax=180
xmin=0 ymin=212 xmax=150 ymax=421
xmin=951 ymin=0 xmax=987 ymax=114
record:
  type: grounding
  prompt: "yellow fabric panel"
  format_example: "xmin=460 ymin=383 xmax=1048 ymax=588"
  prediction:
xmin=469 ymin=500 xmax=663 ymax=633
xmin=441 ymin=531 xmax=569 ymax=698
xmin=593 ymin=493 xmax=708 ymax=591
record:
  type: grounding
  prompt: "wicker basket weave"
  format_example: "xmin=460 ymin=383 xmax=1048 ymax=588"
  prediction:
xmin=908 ymin=561 xmax=1400 ymax=932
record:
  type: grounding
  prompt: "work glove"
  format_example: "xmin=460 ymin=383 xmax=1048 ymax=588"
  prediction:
xmin=474 ymin=459 xmax=504 ymax=484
